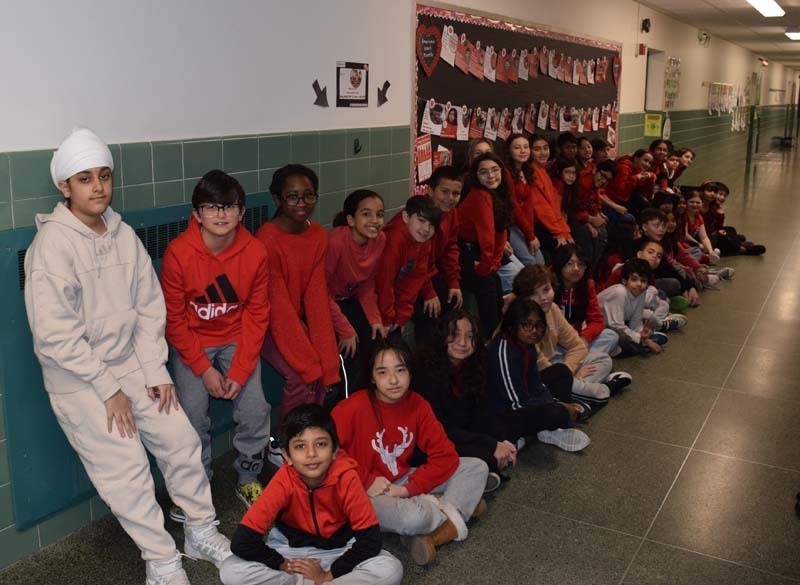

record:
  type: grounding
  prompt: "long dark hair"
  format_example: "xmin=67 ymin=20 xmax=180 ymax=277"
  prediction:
xmin=468 ymin=152 xmax=514 ymax=230
xmin=504 ymin=133 xmax=534 ymax=185
xmin=416 ymin=309 xmax=486 ymax=401
xmin=551 ymin=156 xmax=580 ymax=218
xmin=366 ymin=335 xmax=413 ymax=397
xmin=551 ymin=243 xmax=591 ymax=301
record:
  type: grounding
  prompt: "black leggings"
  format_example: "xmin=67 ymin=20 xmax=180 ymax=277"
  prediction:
xmin=459 ymin=241 xmax=503 ymax=338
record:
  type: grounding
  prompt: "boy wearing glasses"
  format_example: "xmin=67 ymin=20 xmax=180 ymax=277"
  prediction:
xmin=161 ymin=169 xmax=271 ymax=515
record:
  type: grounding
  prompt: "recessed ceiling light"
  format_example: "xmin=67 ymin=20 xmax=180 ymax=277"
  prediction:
xmin=746 ymin=0 xmax=785 ymax=17
xmin=786 ymin=27 xmax=800 ymax=39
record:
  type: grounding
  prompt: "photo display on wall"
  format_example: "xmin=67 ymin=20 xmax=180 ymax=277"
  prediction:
xmin=415 ymin=4 xmax=622 ymax=184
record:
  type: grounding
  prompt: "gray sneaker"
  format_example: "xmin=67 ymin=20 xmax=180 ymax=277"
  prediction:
xmin=184 ymin=521 xmax=232 ymax=568
xmin=145 ymin=554 xmax=190 ymax=585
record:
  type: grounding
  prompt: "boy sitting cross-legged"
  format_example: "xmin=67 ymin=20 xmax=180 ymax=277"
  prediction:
xmin=220 ymin=404 xmax=403 ymax=585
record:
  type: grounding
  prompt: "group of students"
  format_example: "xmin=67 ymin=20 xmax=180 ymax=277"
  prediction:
xmin=23 ymin=126 xmax=764 ymax=585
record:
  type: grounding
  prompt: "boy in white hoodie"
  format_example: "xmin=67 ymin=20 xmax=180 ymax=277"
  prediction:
xmin=24 ymin=128 xmax=231 ymax=585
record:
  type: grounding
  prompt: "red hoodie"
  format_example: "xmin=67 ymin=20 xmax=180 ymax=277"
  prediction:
xmin=332 ymin=389 xmax=459 ymax=497
xmin=161 ymin=218 xmax=269 ymax=386
xmin=576 ymin=167 xmax=602 ymax=219
xmin=423 ymin=202 xmax=460 ymax=294
xmin=256 ymin=222 xmax=340 ymax=386
xmin=325 ymin=226 xmax=386 ymax=340
xmin=374 ymin=212 xmax=433 ymax=327
xmin=559 ymin=280 xmax=605 ymax=344
xmin=457 ymin=186 xmax=507 ymax=276
xmin=531 ymin=165 xmax=571 ymax=239
xmin=508 ymin=172 xmax=537 ymax=243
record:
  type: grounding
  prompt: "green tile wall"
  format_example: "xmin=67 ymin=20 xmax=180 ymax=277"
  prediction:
xmin=0 ymin=124 xmax=412 ymax=570
xmin=0 ymin=126 xmax=412 ymax=230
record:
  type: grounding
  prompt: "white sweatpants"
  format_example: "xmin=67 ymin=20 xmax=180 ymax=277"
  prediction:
xmin=48 ymin=367 xmax=216 ymax=561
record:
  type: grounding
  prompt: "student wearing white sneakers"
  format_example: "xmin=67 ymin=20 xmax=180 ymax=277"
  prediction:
xmin=24 ymin=128 xmax=231 ymax=584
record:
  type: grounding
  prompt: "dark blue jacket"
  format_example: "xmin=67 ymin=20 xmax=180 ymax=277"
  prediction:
xmin=486 ymin=333 xmax=554 ymax=414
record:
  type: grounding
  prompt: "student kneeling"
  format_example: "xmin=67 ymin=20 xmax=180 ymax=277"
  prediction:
xmin=221 ymin=404 xmax=403 ymax=585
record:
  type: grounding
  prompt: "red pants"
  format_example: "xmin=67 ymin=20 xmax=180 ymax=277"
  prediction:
xmin=261 ymin=333 xmax=325 ymax=421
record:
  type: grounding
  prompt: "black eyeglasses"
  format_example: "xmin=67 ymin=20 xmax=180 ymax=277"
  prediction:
xmin=519 ymin=320 xmax=546 ymax=332
xmin=198 ymin=203 xmax=241 ymax=217
xmin=284 ymin=193 xmax=319 ymax=206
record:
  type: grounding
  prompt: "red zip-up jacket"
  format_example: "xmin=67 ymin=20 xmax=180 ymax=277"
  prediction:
xmin=424 ymin=203 xmax=461 ymax=293
xmin=374 ymin=212 xmax=433 ymax=327
xmin=559 ymin=280 xmax=606 ymax=344
xmin=531 ymin=165 xmax=571 ymax=239
xmin=256 ymin=222 xmax=340 ymax=386
xmin=325 ymin=226 xmax=386 ymax=340
xmin=332 ymin=389 xmax=459 ymax=497
xmin=457 ymin=186 xmax=507 ymax=276
xmin=606 ymin=155 xmax=654 ymax=204
xmin=232 ymin=454 xmax=381 ymax=578
xmin=161 ymin=218 xmax=269 ymax=386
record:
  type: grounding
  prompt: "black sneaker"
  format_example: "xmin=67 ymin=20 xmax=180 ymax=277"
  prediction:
xmin=484 ymin=472 xmax=502 ymax=494
xmin=605 ymin=372 xmax=632 ymax=395
xmin=744 ymin=243 xmax=766 ymax=255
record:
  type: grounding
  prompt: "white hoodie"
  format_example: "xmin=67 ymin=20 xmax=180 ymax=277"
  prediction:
xmin=24 ymin=202 xmax=172 ymax=401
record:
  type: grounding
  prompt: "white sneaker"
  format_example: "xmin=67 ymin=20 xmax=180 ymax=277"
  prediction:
xmin=536 ymin=428 xmax=591 ymax=452
xmin=145 ymin=554 xmax=191 ymax=585
xmin=267 ymin=437 xmax=284 ymax=467
xmin=184 ymin=521 xmax=232 ymax=568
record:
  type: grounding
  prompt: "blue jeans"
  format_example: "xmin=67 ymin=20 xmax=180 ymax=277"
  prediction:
xmin=588 ymin=328 xmax=619 ymax=355
xmin=508 ymin=225 xmax=545 ymax=266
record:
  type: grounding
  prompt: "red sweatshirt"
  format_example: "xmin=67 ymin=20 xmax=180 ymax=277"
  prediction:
xmin=606 ymin=156 xmax=654 ymax=204
xmin=374 ymin=212 xmax=433 ymax=327
xmin=256 ymin=222 xmax=340 ymax=386
xmin=332 ymin=389 xmax=459 ymax=497
xmin=457 ymin=186 xmax=507 ymax=276
xmin=424 ymin=203 xmax=461 ymax=293
xmin=161 ymin=218 xmax=269 ymax=386
xmin=531 ymin=165 xmax=571 ymax=239
xmin=325 ymin=226 xmax=386 ymax=340
xmin=509 ymin=173 xmax=537 ymax=242
xmin=577 ymin=168 xmax=602 ymax=219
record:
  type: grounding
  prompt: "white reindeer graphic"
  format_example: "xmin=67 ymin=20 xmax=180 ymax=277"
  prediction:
xmin=371 ymin=427 xmax=414 ymax=477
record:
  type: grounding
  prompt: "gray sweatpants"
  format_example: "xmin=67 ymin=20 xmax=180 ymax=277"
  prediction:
xmin=369 ymin=457 xmax=488 ymax=537
xmin=172 ymin=343 xmax=270 ymax=485
xmin=220 ymin=528 xmax=403 ymax=585
xmin=551 ymin=350 xmax=613 ymax=407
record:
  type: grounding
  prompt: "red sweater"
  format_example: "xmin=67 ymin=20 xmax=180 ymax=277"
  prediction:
xmin=577 ymin=168 xmax=602 ymax=219
xmin=161 ymin=218 xmax=269 ymax=386
xmin=332 ymin=389 xmax=459 ymax=497
xmin=457 ymin=187 xmax=507 ymax=276
xmin=325 ymin=226 xmax=386 ymax=340
xmin=509 ymin=172 xmax=537 ymax=242
xmin=374 ymin=213 xmax=433 ymax=327
xmin=256 ymin=222 xmax=340 ymax=386
xmin=606 ymin=156 xmax=654 ymax=204
xmin=531 ymin=165 xmax=571 ymax=239
xmin=424 ymin=203 xmax=461 ymax=293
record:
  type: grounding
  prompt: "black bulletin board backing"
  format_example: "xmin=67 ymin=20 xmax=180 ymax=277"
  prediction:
xmin=415 ymin=3 xmax=622 ymax=184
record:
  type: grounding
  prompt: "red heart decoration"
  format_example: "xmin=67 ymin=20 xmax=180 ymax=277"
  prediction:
xmin=612 ymin=54 xmax=622 ymax=86
xmin=416 ymin=23 xmax=442 ymax=77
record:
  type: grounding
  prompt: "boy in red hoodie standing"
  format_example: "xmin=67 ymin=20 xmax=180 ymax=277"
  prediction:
xmin=375 ymin=197 xmax=442 ymax=333
xmin=161 ymin=170 xmax=271 ymax=515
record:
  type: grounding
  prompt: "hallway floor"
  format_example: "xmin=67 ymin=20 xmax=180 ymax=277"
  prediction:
xmin=1 ymin=151 xmax=799 ymax=584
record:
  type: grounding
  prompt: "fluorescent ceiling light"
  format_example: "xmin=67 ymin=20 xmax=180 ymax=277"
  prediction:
xmin=786 ymin=31 xmax=800 ymax=39
xmin=746 ymin=0 xmax=785 ymax=17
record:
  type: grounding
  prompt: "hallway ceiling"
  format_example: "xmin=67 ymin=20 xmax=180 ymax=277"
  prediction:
xmin=641 ymin=0 xmax=800 ymax=67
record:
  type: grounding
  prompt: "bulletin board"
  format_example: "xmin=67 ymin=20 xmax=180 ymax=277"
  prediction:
xmin=414 ymin=3 xmax=622 ymax=185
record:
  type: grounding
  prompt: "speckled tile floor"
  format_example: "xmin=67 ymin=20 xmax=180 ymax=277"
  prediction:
xmin=2 ymin=153 xmax=800 ymax=584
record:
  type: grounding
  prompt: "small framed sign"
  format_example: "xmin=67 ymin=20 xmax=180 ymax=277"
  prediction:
xmin=336 ymin=62 xmax=369 ymax=107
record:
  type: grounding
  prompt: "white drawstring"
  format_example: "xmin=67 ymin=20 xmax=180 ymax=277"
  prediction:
xmin=339 ymin=354 xmax=349 ymax=398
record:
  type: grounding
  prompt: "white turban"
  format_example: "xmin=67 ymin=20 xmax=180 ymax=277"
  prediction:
xmin=50 ymin=128 xmax=114 ymax=187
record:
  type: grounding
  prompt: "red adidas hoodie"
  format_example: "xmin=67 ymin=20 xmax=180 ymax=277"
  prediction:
xmin=256 ymin=222 xmax=340 ymax=386
xmin=325 ymin=226 xmax=386 ymax=340
xmin=161 ymin=218 xmax=269 ymax=386
xmin=374 ymin=212 xmax=433 ymax=327
xmin=332 ymin=389 xmax=459 ymax=497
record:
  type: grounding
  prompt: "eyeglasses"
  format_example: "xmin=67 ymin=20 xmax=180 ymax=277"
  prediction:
xmin=477 ymin=166 xmax=502 ymax=178
xmin=284 ymin=193 xmax=319 ymax=206
xmin=519 ymin=320 xmax=546 ymax=332
xmin=198 ymin=203 xmax=241 ymax=217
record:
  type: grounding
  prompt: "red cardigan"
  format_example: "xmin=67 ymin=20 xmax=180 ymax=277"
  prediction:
xmin=256 ymin=221 xmax=340 ymax=386
xmin=161 ymin=218 xmax=269 ymax=386
xmin=531 ymin=165 xmax=571 ymax=239
xmin=457 ymin=186 xmax=507 ymax=276
xmin=332 ymin=389 xmax=459 ymax=497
